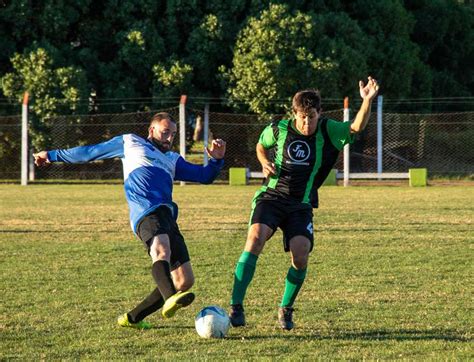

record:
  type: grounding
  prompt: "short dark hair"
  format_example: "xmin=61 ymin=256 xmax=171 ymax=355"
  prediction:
xmin=150 ymin=112 xmax=175 ymax=126
xmin=292 ymin=89 xmax=321 ymax=113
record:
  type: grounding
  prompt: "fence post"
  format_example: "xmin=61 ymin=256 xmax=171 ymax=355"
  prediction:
xmin=21 ymin=92 xmax=29 ymax=186
xmin=343 ymin=97 xmax=350 ymax=187
xmin=377 ymin=95 xmax=383 ymax=180
xmin=29 ymin=155 xmax=35 ymax=181
xmin=179 ymin=95 xmax=187 ymax=186
xmin=203 ymin=103 xmax=209 ymax=166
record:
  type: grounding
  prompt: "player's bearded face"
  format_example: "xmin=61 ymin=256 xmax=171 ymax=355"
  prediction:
xmin=149 ymin=119 xmax=177 ymax=152
xmin=294 ymin=108 xmax=319 ymax=135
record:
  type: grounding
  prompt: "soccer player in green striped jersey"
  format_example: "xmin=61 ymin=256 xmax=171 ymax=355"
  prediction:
xmin=229 ymin=77 xmax=379 ymax=330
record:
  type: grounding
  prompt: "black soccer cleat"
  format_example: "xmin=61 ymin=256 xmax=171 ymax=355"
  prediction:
xmin=229 ymin=304 xmax=246 ymax=327
xmin=278 ymin=307 xmax=294 ymax=330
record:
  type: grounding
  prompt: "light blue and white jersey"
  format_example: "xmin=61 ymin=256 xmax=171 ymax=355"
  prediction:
xmin=47 ymin=134 xmax=224 ymax=233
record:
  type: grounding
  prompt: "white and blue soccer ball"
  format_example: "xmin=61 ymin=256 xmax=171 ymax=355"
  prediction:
xmin=195 ymin=305 xmax=230 ymax=338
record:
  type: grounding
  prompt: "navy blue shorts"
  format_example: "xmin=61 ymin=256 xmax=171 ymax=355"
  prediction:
xmin=136 ymin=206 xmax=190 ymax=270
xmin=250 ymin=198 xmax=314 ymax=252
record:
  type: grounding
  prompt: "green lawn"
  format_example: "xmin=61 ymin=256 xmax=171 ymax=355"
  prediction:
xmin=1 ymin=184 xmax=472 ymax=359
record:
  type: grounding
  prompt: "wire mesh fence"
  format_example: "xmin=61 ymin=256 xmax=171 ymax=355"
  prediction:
xmin=0 ymin=106 xmax=472 ymax=181
xmin=349 ymin=111 xmax=474 ymax=174
xmin=0 ymin=115 xmax=22 ymax=180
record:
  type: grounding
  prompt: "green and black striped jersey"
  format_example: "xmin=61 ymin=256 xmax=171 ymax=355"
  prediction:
xmin=256 ymin=117 xmax=354 ymax=208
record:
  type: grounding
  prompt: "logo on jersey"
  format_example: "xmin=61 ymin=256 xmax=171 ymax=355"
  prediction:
xmin=287 ymin=140 xmax=310 ymax=164
xmin=306 ymin=222 xmax=313 ymax=234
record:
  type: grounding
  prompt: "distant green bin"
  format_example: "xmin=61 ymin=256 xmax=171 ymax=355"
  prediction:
xmin=409 ymin=168 xmax=427 ymax=187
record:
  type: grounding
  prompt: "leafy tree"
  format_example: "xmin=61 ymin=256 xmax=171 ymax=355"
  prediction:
xmin=406 ymin=0 xmax=474 ymax=97
xmin=101 ymin=21 xmax=165 ymax=109
xmin=77 ymin=2 xmax=164 ymax=110
xmin=183 ymin=1 xmax=252 ymax=99
xmin=1 ymin=0 xmax=472 ymax=120
xmin=153 ymin=60 xmax=194 ymax=98
xmin=341 ymin=0 xmax=432 ymax=98
xmin=307 ymin=12 xmax=370 ymax=100
xmin=224 ymin=4 xmax=373 ymax=116
xmin=184 ymin=14 xmax=228 ymax=97
xmin=1 ymin=48 xmax=87 ymax=149
xmin=224 ymin=4 xmax=334 ymax=115
xmin=162 ymin=0 xmax=206 ymax=55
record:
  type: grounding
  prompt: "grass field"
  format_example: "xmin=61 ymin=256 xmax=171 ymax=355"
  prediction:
xmin=1 ymin=184 xmax=472 ymax=359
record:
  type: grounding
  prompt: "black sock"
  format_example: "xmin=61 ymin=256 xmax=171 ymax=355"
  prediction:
xmin=151 ymin=260 xmax=176 ymax=300
xmin=128 ymin=288 xmax=164 ymax=323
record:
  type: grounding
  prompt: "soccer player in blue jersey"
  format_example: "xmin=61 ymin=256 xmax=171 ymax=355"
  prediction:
xmin=34 ymin=112 xmax=226 ymax=329
xmin=229 ymin=77 xmax=379 ymax=330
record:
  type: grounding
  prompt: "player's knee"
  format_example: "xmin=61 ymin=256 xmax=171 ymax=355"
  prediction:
xmin=291 ymin=252 xmax=309 ymax=269
xmin=292 ymin=255 xmax=308 ymax=269
xmin=246 ymin=227 xmax=270 ymax=252
xmin=289 ymin=237 xmax=311 ymax=268
xmin=149 ymin=244 xmax=170 ymax=262
xmin=149 ymin=235 xmax=172 ymax=261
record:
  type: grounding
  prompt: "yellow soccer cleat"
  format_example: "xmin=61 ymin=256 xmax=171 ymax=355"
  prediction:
xmin=117 ymin=313 xmax=152 ymax=330
xmin=162 ymin=291 xmax=195 ymax=318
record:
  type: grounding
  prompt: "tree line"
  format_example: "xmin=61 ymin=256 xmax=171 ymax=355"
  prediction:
xmin=1 ymin=0 xmax=473 ymax=122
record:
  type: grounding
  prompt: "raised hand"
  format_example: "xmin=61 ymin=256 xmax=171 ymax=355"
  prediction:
xmin=206 ymin=139 xmax=226 ymax=160
xmin=359 ymin=76 xmax=379 ymax=101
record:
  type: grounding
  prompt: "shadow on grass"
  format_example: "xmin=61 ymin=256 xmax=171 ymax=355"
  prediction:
xmin=226 ymin=328 xmax=470 ymax=342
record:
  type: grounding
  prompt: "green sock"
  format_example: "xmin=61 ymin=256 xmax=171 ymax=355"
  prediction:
xmin=280 ymin=266 xmax=307 ymax=307
xmin=230 ymin=251 xmax=258 ymax=305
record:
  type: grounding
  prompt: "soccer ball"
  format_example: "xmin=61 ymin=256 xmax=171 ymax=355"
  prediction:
xmin=195 ymin=305 xmax=230 ymax=338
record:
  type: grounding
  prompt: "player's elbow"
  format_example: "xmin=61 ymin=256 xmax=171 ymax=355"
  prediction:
xmin=350 ymin=123 xmax=363 ymax=134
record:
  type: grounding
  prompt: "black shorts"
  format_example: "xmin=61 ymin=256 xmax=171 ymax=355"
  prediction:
xmin=250 ymin=197 xmax=314 ymax=252
xmin=136 ymin=206 xmax=190 ymax=270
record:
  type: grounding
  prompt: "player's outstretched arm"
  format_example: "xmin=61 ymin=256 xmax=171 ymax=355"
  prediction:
xmin=33 ymin=136 xmax=125 ymax=166
xmin=350 ymin=76 xmax=380 ymax=134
